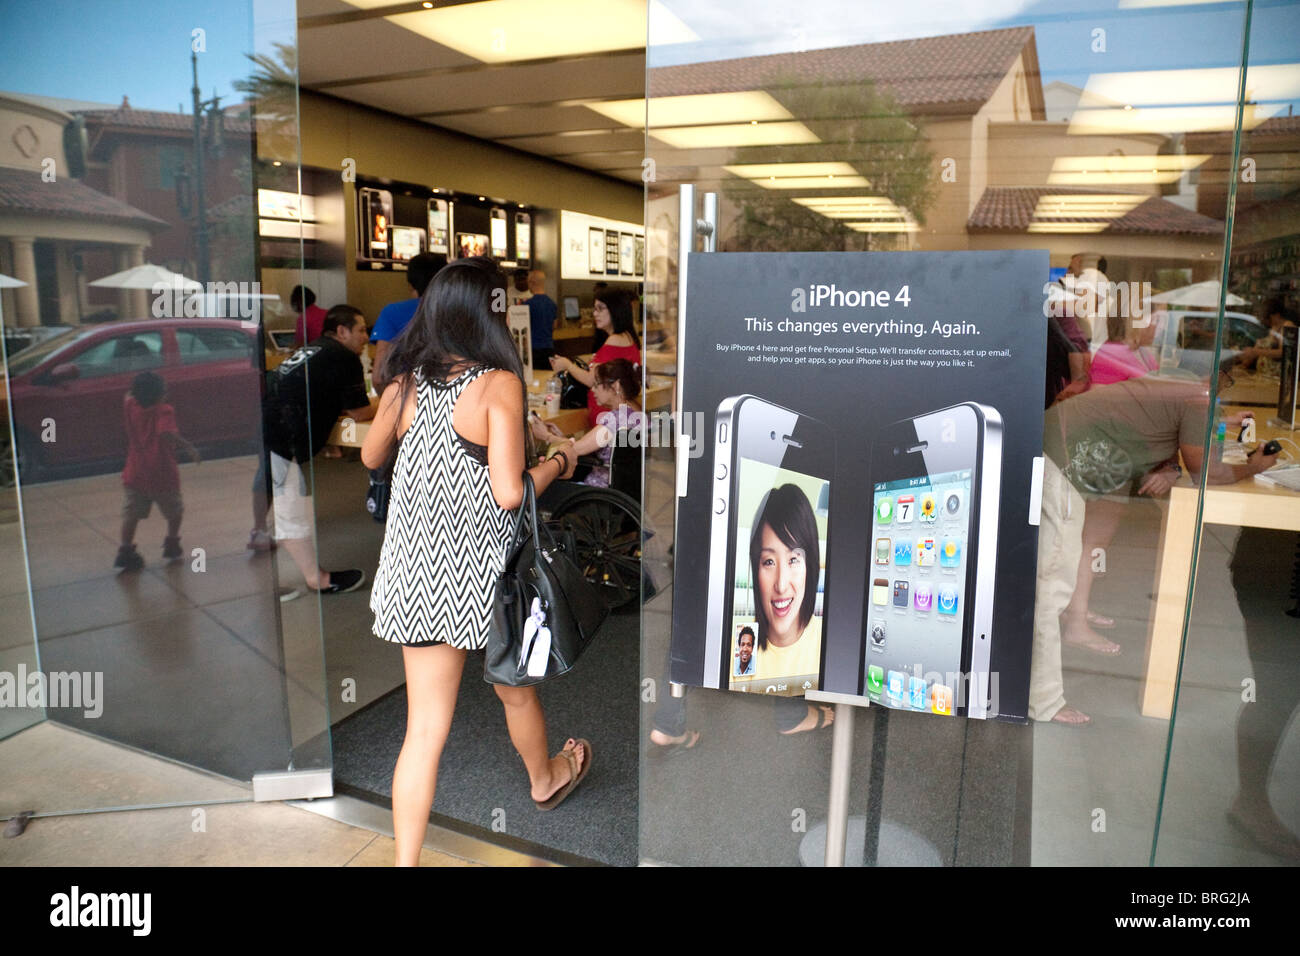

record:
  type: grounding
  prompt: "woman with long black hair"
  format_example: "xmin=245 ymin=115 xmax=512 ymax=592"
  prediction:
xmin=362 ymin=257 xmax=590 ymax=866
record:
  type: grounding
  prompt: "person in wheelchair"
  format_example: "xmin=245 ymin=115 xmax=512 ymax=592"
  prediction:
xmin=530 ymin=358 xmax=647 ymax=610
xmin=530 ymin=357 xmax=643 ymax=492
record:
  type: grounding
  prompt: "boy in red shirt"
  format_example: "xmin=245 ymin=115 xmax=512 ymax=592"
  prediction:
xmin=115 ymin=371 xmax=200 ymax=571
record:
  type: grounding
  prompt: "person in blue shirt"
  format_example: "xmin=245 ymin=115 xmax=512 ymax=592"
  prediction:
xmin=526 ymin=269 xmax=558 ymax=370
xmin=371 ymin=253 xmax=446 ymax=391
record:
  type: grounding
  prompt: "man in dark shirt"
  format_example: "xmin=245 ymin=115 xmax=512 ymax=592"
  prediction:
xmin=253 ymin=305 xmax=376 ymax=596
xmin=526 ymin=269 xmax=558 ymax=370
xmin=370 ymin=252 xmax=445 ymax=392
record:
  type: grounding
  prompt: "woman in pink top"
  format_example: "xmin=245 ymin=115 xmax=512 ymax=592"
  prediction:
xmin=550 ymin=288 xmax=641 ymax=427
xmin=1090 ymin=309 xmax=1160 ymax=385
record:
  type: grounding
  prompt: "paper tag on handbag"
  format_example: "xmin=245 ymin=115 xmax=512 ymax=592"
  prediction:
xmin=520 ymin=597 xmax=551 ymax=676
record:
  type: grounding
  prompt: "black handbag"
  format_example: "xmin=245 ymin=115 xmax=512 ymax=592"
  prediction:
xmin=365 ymin=467 xmax=391 ymax=522
xmin=484 ymin=474 xmax=609 ymax=686
xmin=559 ymin=358 xmax=590 ymax=409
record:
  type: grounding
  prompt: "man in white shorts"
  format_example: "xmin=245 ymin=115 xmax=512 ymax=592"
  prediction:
xmin=255 ymin=304 xmax=376 ymax=599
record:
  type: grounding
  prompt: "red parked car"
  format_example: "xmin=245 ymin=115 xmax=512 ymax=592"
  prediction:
xmin=1 ymin=319 xmax=263 ymax=485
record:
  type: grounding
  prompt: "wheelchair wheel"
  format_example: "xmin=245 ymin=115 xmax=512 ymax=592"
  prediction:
xmin=547 ymin=487 xmax=642 ymax=611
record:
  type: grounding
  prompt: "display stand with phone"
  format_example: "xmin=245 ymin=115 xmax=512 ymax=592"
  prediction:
xmin=670 ymin=185 xmax=930 ymax=867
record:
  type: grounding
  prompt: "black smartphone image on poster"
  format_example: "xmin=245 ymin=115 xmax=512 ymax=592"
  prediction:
xmin=604 ymin=228 xmax=620 ymax=275
xmin=490 ymin=207 xmax=508 ymax=259
xmin=515 ymin=212 xmax=531 ymax=267
xmin=359 ymin=187 xmax=393 ymax=259
xmin=860 ymin=403 xmax=1002 ymax=718
xmin=427 ymin=198 xmax=449 ymax=254
xmin=588 ymin=227 xmax=605 ymax=274
xmin=705 ymin=396 xmax=833 ymax=696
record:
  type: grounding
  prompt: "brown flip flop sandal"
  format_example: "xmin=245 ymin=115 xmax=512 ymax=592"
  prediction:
xmin=535 ymin=738 xmax=593 ymax=811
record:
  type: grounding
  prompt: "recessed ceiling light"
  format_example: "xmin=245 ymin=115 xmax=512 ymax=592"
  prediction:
xmin=361 ymin=0 xmax=698 ymax=64
xmin=589 ymin=92 xmax=795 ymax=129
xmin=650 ymin=121 xmax=819 ymax=149
xmin=478 ymin=196 xmax=485 ymax=201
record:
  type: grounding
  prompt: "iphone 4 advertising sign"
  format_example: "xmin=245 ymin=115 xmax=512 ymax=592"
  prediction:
xmin=670 ymin=251 xmax=1048 ymax=722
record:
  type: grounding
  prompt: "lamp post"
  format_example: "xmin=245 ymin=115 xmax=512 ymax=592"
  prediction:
xmin=187 ymin=50 xmax=224 ymax=286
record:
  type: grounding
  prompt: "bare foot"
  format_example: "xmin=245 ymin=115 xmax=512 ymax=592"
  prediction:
xmin=1062 ymin=623 xmax=1121 ymax=656
xmin=780 ymin=704 xmax=834 ymax=735
xmin=649 ymin=728 xmax=699 ymax=748
xmin=1050 ymin=705 xmax=1091 ymax=726
xmin=1086 ymin=609 xmax=1116 ymax=629
xmin=530 ymin=738 xmax=585 ymax=803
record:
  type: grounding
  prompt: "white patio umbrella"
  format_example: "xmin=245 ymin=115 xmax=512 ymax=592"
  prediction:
xmin=1150 ymin=280 xmax=1248 ymax=308
xmin=89 ymin=263 xmax=202 ymax=292
xmin=0 ymin=272 xmax=27 ymax=288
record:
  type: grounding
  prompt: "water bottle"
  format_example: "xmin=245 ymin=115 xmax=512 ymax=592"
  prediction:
xmin=544 ymin=375 xmax=562 ymax=415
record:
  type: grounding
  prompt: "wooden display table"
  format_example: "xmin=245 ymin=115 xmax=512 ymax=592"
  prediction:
xmin=1141 ymin=408 xmax=1300 ymax=718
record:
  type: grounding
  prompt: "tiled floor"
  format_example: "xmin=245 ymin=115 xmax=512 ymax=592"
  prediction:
xmin=0 ymin=722 xmax=525 ymax=867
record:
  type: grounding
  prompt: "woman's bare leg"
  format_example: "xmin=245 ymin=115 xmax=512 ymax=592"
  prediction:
xmin=392 ymin=644 xmax=466 ymax=866
xmin=492 ymin=683 xmax=585 ymax=802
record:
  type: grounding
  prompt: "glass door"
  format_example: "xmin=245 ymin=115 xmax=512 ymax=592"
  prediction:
xmin=0 ymin=0 xmax=331 ymax=820
xmin=641 ymin=0 xmax=1250 ymax=866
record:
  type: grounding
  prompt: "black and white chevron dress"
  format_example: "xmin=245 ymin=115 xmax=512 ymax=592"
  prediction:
xmin=370 ymin=366 xmax=514 ymax=648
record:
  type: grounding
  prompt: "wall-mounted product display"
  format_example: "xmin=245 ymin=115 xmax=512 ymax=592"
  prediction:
xmin=491 ymin=207 xmax=508 ymax=259
xmin=358 ymin=185 xmax=394 ymax=261
xmin=355 ymin=177 xmax=531 ymax=270
xmin=561 ymin=209 xmax=645 ymax=281
xmin=257 ymin=188 xmax=319 ymax=240
xmin=427 ymin=198 xmax=450 ymax=255
xmin=458 ymin=233 xmax=490 ymax=258
xmin=670 ymin=251 xmax=1048 ymax=722
xmin=515 ymin=212 xmax=532 ymax=267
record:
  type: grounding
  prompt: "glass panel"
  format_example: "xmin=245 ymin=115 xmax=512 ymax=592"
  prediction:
xmin=644 ymin=0 xmax=1248 ymax=865
xmin=0 ymin=0 xmax=318 ymax=815
xmin=1154 ymin=0 xmax=1300 ymax=865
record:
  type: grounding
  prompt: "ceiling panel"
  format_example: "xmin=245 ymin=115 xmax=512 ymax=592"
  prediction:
xmin=325 ymin=54 xmax=643 ymax=115
xmin=300 ymin=18 xmax=479 ymax=85
xmin=298 ymin=3 xmax=648 ymax=183
xmin=423 ymin=104 xmax=629 ymax=139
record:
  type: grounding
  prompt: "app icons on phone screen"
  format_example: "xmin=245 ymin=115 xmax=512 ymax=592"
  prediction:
xmin=907 ymin=676 xmax=927 ymax=710
xmin=870 ymin=622 xmax=886 ymax=650
xmin=896 ymin=494 xmax=914 ymax=523
xmin=931 ymin=684 xmax=954 ymax=715
xmin=916 ymin=537 xmax=936 ymax=567
xmin=893 ymin=580 xmax=910 ymax=607
xmin=914 ymin=582 xmax=933 ymax=611
xmin=875 ymin=537 xmax=891 ymax=564
xmin=893 ymin=539 xmax=913 ymax=566
xmin=938 ymin=586 xmax=958 ymax=615
xmin=919 ymin=493 xmax=937 ymax=522
xmin=886 ymin=670 xmax=905 ymax=702
xmin=867 ymin=665 xmax=884 ymax=695
xmin=944 ymin=489 xmax=962 ymax=517
xmin=940 ymin=537 xmax=961 ymax=568
xmin=876 ymin=497 xmax=893 ymax=524
xmin=872 ymin=577 xmax=889 ymax=605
